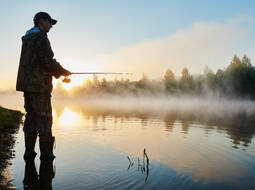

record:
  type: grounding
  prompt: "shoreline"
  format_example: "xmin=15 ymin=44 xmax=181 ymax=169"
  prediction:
xmin=0 ymin=106 xmax=23 ymax=189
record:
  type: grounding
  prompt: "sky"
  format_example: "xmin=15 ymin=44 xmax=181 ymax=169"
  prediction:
xmin=1 ymin=0 xmax=255 ymax=90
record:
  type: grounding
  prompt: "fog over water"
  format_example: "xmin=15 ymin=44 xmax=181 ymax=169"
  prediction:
xmin=2 ymin=90 xmax=255 ymax=135
xmin=56 ymin=94 xmax=255 ymax=115
xmin=2 ymin=91 xmax=255 ymax=121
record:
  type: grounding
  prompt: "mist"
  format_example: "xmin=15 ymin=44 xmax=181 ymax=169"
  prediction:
xmin=2 ymin=54 xmax=255 ymax=127
xmin=53 ymin=94 xmax=255 ymax=122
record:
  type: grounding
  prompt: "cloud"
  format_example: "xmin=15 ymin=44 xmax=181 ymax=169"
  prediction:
xmin=96 ymin=16 xmax=255 ymax=79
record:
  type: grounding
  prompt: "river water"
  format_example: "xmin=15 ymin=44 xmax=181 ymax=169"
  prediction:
xmin=1 ymin=93 xmax=255 ymax=189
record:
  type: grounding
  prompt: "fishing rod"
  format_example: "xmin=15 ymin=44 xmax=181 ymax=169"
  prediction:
xmin=71 ymin=72 xmax=132 ymax=75
xmin=62 ymin=72 xmax=133 ymax=83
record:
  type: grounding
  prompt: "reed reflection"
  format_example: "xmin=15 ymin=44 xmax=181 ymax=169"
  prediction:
xmin=127 ymin=149 xmax=150 ymax=183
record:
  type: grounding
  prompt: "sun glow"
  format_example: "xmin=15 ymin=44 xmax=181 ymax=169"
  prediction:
xmin=57 ymin=107 xmax=82 ymax=126
xmin=53 ymin=75 xmax=86 ymax=91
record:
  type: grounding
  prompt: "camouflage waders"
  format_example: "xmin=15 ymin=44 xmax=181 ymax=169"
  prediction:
xmin=23 ymin=92 xmax=55 ymax=161
xmin=23 ymin=92 xmax=53 ymax=137
xmin=23 ymin=92 xmax=52 ymax=136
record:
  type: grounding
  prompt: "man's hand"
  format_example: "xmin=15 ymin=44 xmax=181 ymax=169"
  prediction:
xmin=63 ymin=69 xmax=71 ymax=76
xmin=52 ymin=68 xmax=71 ymax=79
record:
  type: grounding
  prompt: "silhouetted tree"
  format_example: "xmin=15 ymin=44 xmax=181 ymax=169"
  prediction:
xmin=92 ymin=75 xmax=100 ymax=88
xmin=180 ymin=67 xmax=194 ymax=93
xmin=164 ymin=69 xmax=176 ymax=93
xmin=204 ymin=66 xmax=217 ymax=91
xmin=241 ymin=54 xmax=252 ymax=67
xmin=224 ymin=55 xmax=255 ymax=97
xmin=54 ymin=54 xmax=255 ymax=99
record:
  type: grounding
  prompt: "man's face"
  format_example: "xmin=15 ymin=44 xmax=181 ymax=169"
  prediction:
xmin=39 ymin=19 xmax=52 ymax=33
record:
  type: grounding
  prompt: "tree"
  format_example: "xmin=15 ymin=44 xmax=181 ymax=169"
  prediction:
xmin=181 ymin=67 xmax=191 ymax=81
xmin=226 ymin=54 xmax=242 ymax=71
xmin=163 ymin=69 xmax=176 ymax=93
xmin=180 ymin=67 xmax=194 ymax=93
xmin=203 ymin=66 xmax=213 ymax=75
xmin=141 ymin=73 xmax=148 ymax=82
xmin=215 ymin=69 xmax=224 ymax=91
xmin=223 ymin=55 xmax=255 ymax=97
xmin=92 ymin=75 xmax=100 ymax=88
xmin=101 ymin=77 xmax=108 ymax=88
xmin=203 ymin=66 xmax=216 ymax=90
xmin=164 ymin=69 xmax=175 ymax=81
xmin=241 ymin=54 xmax=252 ymax=67
xmin=136 ymin=73 xmax=150 ymax=92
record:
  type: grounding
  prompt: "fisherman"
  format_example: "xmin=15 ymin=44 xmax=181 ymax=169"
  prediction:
xmin=16 ymin=12 xmax=71 ymax=161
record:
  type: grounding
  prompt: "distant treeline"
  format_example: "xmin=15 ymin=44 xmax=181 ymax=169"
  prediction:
xmin=55 ymin=55 xmax=255 ymax=98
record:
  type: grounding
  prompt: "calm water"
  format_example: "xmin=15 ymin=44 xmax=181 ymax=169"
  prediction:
xmin=1 ymin=93 xmax=255 ymax=189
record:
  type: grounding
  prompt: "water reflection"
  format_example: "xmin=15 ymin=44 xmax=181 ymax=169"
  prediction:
xmin=58 ymin=108 xmax=80 ymax=126
xmin=8 ymin=98 xmax=255 ymax=189
xmin=54 ymin=104 xmax=255 ymax=149
xmin=23 ymin=160 xmax=55 ymax=190
xmin=47 ymin=104 xmax=255 ymax=186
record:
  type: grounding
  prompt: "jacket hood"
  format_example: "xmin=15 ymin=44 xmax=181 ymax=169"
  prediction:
xmin=25 ymin=27 xmax=40 ymax=35
xmin=22 ymin=27 xmax=42 ymax=41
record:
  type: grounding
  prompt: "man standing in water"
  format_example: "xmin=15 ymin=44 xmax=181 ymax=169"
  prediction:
xmin=16 ymin=12 xmax=71 ymax=161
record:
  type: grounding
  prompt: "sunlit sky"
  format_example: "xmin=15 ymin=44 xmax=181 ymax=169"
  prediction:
xmin=1 ymin=0 xmax=255 ymax=90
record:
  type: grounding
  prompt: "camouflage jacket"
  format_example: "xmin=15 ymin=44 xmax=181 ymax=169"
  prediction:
xmin=16 ymin=27 xmax=68 ymax=93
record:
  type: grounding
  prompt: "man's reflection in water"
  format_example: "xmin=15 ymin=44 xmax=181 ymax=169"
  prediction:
xmin=23 ymin=160 xmax=55 ymax=190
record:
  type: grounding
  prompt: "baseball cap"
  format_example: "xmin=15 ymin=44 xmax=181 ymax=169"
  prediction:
xmin=33 ymin=12 xmax=57 ymax=25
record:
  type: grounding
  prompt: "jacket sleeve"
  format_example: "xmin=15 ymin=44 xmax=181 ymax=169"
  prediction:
xmin=35 ymin=33 xmax=69 ymax=78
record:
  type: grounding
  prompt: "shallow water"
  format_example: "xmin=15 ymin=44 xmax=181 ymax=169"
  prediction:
xmin=1 ymin=93 xmax=255 ymax=189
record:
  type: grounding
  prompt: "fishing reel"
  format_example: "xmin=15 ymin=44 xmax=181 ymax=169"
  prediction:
xmin=61 ymin=76 xmax=71 ymax=83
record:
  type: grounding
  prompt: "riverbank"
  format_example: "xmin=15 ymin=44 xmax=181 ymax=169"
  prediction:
xmin=0 ymin=106 xmax=23 ymax=189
